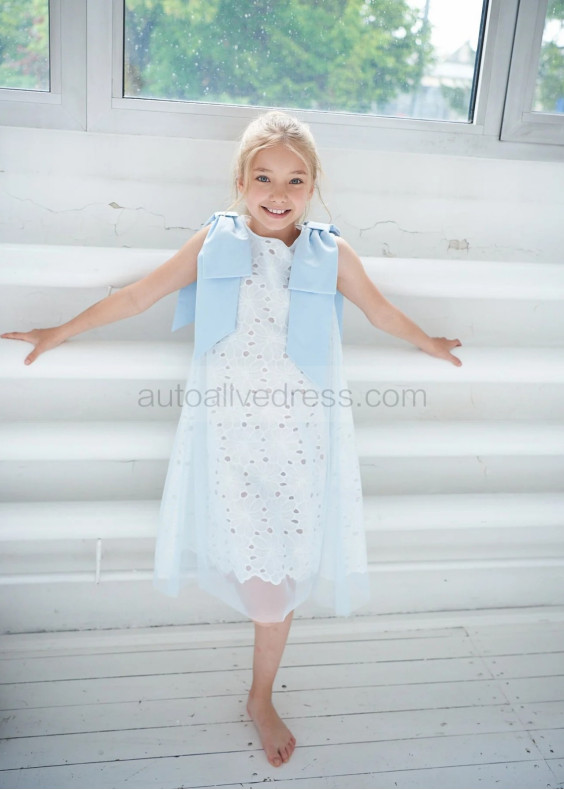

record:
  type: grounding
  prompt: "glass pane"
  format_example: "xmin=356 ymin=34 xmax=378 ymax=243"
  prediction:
xmin=123 ymin=0 xmax=485 ymax=123
xmin=533 ymin=0 xmax=564 ymax=114
xmin=0 ymin=0 xmax=50 ymax=91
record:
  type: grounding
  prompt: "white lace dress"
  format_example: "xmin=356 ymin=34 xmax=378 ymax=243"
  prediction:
xmin=153 ymin=217 xmax=370 ymax=622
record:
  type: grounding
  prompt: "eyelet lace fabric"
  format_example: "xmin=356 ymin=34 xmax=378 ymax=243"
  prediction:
xmin=153 ymin=219 xmax=370 ymax=622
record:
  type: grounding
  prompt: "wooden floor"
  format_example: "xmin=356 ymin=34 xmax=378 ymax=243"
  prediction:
xmin=1 ymin=607 xmax=563 ymax=789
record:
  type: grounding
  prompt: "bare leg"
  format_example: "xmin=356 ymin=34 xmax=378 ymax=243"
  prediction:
xmin=246 ymin=609 xmax=296 ymax=767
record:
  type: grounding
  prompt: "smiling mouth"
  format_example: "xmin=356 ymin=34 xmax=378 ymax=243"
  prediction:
xmin=262 ymin=206 xmax=291 ymax=216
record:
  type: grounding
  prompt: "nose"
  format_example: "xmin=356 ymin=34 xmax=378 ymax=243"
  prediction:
xmin=269 ymin=183 xmax=287 ymax=202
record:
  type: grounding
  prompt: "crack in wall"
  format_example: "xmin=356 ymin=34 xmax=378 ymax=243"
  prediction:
xmin=357 ymin=219 xmax=433 ymax=237
xmin=1 ymin=190 xmax=199 ymax=237
xmin=351 ymin=219 xmax=476 ymax=258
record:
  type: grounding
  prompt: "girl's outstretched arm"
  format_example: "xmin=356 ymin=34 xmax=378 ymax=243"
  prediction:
xmin=336 ymin=237 xmax=462 ymax=367
xmin=1 ymin=225 xmax=210 ymax=366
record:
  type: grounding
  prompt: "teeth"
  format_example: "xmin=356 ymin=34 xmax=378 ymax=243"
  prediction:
xmin=265 ymin=208 xmax=287 ymax=214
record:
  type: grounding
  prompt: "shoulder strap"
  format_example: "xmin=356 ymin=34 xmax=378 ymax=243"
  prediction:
xmin=171 ymin=211 xmax=247 ymax=332
xmin=286 ymin=219 xmax=344 ymax=389
xmin=302 ymin=219 xmax=341 ymax=237
xmin=205 ymin=210 xmax=239 ymax=223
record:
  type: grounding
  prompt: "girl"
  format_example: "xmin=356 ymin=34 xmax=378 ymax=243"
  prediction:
xmin=1 ymin=110 xmax=462 ymax=769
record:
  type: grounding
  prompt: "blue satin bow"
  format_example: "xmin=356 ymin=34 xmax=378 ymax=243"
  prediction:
xmin=171 ymin=211 xmax=343 ymax=389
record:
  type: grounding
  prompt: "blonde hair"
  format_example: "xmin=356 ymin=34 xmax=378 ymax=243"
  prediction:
xmin=228 ymin=110 xmax=330 ymax=223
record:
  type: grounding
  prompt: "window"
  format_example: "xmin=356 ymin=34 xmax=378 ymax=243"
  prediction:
xmin=122 ymin=0 xmax=485 ymax=124
xmin=0 ymin=0 xmax=50 ymax=91
xmin=501 ymin=0 xmax=564 ymax=145
xmin=0 ymin=0 xmax=86 ymax=130
xmin=0 ymin=0 xmax=562 ymax=159
xmin=533 ymin=0 xmax=564 ymax=114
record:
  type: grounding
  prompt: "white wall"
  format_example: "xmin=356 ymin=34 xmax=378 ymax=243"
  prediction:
xmin=1 ymin=125 xmax=563 ymax=263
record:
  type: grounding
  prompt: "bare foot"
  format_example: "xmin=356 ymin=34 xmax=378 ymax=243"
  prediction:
xmin=246 ymin=693 xmax=296 ymax=767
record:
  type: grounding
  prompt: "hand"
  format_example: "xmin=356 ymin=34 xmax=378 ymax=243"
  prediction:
xmin=1 ymin=327 xmax=66 ymax=365
xmin=425 ymin=336 xmax=463 ymax=367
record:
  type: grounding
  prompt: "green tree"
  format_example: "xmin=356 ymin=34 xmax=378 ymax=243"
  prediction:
xmin=124 ymin=0 xmax=431 ymax=114
xmin=536 ymin=0 xmax=564 ymax=112
xmin=0 ymin=0 xmax=434 ymax=115
xmin=0 ymin=0 xmax=49 ymax=90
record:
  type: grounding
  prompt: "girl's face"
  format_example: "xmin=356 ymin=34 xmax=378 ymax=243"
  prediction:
xmin=238 ymin=143 xmax=315 ymax=244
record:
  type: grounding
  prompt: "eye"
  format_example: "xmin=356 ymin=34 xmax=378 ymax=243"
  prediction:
xmin=290 ymin=178 xmax=303 ymax=184
xmin=256 ymin=175 xmax=269 ymax=182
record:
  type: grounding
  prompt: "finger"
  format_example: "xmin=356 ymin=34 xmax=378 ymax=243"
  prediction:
xmin=3 ymin=333 xmax=34 ymax=342
xmin=450 ymin=353 xmax=462 ymax=366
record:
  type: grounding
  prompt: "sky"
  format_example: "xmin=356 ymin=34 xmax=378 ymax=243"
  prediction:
xmin=418 ymin=0 xmax=564 ymax=53
xmin=409 ymin=0 xmax=485 ymax=56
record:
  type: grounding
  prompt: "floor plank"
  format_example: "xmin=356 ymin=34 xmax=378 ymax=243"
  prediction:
xmin=546 ymin=758 xmax=564 ymax=785
xmin=501 ymin=675 xmax=564 ymax=704
xmin=517 ymin=701 xmax=564 ymax=729
xmin=0 ymin=633 xmax=481 ymax=683
xmin=531 ymin=728 xmax=564 ymax=760
xmin=0 ymin=656 xmax=497 ymax=711
xmin=0 ymin=732 xmax=550 ymax=788
xmin=0 ymin=704 xmax=526 ymax=770
xmin=0 ymin=679 xmax=510 ymax=739
xmin=208 ymin=761 xmax=558 ymax=789
xmin=1 ymin=610 xmax=563 ymax=789
xmin=482 ymin=652 xmax=564 ymax=679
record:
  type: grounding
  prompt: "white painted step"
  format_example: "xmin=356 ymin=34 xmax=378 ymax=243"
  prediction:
xmin=1 ymin=563 xmax=564 ymax=630
xmin=2 ymin=557 xmax=564 ymax=587
xmin=5 ymin=291 xmax=563 ymax=347
xmin=2 ymin=242 xmax=563 ymax=299
xmin=3 ymin=253 xmax=563 ymax=346
xmin=1 ymin=493 xmax=562 ymax=542
xmin=364 ymin=492 xmax=564 ymax=530
xmin=2 ymin=376 xmax=562 ymax=423
xmin=2 ymin=424 xmax=562 ymax=501
xmin=1 ymin=419 xmax=563 ymax=461
xmin=2 ymin=339 xmax=564 ymax=383
xmin=0 ymin=243 xmax=171 ymax=288
xmin=355 ymin=420 xmax=564 ymax=457
xmin=0 ymin=500 xmax=158 ymax=541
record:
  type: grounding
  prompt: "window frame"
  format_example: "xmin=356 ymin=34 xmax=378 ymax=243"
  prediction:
xmin=0 ymin=0 xmax=86 ymax=131
xmin=500 ymin=0 xmax=564 ymax=146
xmin=1 ymin=0 xmax=563 ymax=161
xmin=89 ymin=0 xmax=507 ymax=147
